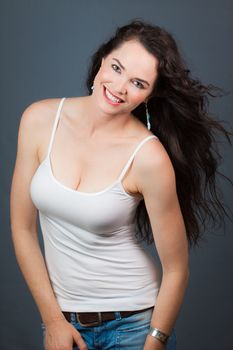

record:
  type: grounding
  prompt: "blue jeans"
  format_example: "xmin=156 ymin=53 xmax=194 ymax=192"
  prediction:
xmin=41 ymin=308 xmax=176 ymax=350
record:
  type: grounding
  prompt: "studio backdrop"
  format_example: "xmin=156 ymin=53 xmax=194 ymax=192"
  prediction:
xmin=1 ymin=1 xmax=233 ymax=349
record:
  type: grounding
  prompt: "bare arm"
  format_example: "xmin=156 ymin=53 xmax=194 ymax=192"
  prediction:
xmin=135 ymin=139 xmax=189 ymax=350
xmin=10 ymin=101 xmax=87 ymax=350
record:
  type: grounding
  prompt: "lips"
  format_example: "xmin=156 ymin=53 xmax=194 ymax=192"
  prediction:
xmin=103 ymin=86 xmax=124 ymax=104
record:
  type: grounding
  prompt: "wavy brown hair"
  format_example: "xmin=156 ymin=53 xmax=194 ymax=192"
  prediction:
xmin=85 ymin=19 xmax=233 ymax=248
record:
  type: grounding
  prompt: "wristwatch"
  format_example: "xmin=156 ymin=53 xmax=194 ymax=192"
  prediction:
xmin=148 ymin=326 xmax=169 ymax=344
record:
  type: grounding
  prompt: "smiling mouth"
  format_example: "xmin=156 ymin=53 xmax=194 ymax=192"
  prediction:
xmin=103 ymin=86 xmax=124 ymax=104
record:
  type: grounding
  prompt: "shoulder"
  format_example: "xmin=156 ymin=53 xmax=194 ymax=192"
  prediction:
xmin=20 ymin=95 xmax=86 ymax=128
xmin=18 ymin=97 xmax=65 ymax=146
xmin=20 ymin=97 xmax=63 ymax=129
xmin=16 ymin=98 xmax=64 ymax=161
xmin=134 ymin=136 xmax=176 ymax=196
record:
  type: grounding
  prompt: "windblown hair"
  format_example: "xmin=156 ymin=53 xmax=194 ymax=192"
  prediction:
xmin=85 ymin=19 xmax=233 ymax=248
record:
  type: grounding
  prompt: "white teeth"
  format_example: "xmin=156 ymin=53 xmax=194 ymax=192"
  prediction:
xmin=105 ymin=88 xmax=122 ymax=103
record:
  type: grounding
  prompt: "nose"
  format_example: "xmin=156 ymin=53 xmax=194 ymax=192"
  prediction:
xmin=112 ymin=79 xmax=127 ymax=95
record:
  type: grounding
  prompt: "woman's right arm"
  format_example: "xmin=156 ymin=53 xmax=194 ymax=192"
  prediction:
xmin=10 ymin=101 xmax=87 ymax=350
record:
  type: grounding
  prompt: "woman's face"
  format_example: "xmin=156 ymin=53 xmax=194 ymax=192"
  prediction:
xmin=92 ymin=39 xmax=159 ymax=116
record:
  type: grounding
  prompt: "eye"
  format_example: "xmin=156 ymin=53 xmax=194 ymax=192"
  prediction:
xmin=111 ymin=63 xmax=121 ymax=72
xmin=133 ymin=80 xmax=144 ymax=89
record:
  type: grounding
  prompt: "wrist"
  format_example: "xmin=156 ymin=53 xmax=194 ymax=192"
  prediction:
xmin=43 ymin=315 xmax=66 ymax=327
xmin=148 ymin=326 xmax=169 ymax=345
xmin=144 ymin=334 xmax=165 ymax=350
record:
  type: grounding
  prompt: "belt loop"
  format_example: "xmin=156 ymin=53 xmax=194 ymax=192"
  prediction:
xmin=70 ymin=312 xmax=76 ymax=323
xmin=114 ymin=311 xmax=121 ymax=321
xmin=98 ymin=312 xmax=102 ymax=324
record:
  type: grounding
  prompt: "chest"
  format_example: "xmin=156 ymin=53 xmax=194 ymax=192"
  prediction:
xmin=38 ymin=123 xmax=140 ymax=194
xmin=30 ymin=159 xmax=141 ymax=234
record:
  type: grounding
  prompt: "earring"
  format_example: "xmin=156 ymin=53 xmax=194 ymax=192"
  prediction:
xmin=91 ymin=85 xmax=94 ymax=91
xmin=145 ymin=102 xmax=151 ymax=130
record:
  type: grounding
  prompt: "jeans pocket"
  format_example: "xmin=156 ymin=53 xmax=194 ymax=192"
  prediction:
xmin=115 ymin=310 xmax=152 ymax=349
xmin=116 ymin=310 xmax=177 ymax=350
xmin=116 ymin=321 xmax=150 ymax=350
xmin=116 ymin=308 xmax=153 ymax=332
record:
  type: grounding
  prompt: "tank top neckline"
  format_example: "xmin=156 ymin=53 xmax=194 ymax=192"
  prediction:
xmin=42 ymin=155 xmax=137 ymax=197
xmin=40 ymin=97 xmax=158 ymax=197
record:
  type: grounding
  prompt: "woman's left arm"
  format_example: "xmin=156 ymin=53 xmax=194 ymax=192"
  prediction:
xmin=135 ymin=140 xmax=190 ymax=350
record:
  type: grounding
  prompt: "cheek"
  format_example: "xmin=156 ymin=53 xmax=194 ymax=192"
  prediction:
xmin=95 ymin=66 xmax=114 ymax=83
xmin=129 ymin=89 xmax=147 ymax=104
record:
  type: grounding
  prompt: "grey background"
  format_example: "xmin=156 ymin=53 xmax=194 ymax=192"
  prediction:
xmin=1 ymin=0 xmax=233 ymax=349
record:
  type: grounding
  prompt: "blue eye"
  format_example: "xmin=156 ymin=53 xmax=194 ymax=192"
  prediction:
xmin=111 ymin=64 xmax=120 ymax=72
xmin=111 ymin=63 xmax=144 ymax=89
xmin=133 ymin=81 xmax=144 ymax=89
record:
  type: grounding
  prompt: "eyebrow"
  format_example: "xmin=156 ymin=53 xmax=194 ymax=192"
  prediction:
xmin=112 ymin=58 xmax=150 ymax=86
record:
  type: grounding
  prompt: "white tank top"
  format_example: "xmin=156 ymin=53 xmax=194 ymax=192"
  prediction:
xmin=30 ymin=97 xmax=161 ymax=312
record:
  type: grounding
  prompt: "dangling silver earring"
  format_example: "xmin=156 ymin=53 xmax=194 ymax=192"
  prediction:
xmin=145 ymin=102 xmax=151 ymax=130
xmin=91 ymin=85 xmax=94 ymax=91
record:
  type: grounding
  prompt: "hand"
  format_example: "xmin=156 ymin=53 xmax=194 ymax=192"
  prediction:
xmin=143 ymin=334 xmax=165 ymax=350
xmin=44 ymin=318 xmax=88 ymax=350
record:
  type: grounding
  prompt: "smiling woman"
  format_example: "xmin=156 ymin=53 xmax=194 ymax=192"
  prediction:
xmin=92 ymin=39 xmax=158 ymax=115
xmin=10 ymin=19 xmax=233 ymax=350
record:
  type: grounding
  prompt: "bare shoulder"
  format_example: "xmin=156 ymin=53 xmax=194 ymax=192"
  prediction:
xmin=134 ymin=136 xmax=176 ymax=195
xmin=135 ymin=135 xmax=173 ymax=172
xmin=20 ymin=97 xmax=62 ymax=131
xmin=10 ymin=98 xmax=63 ymax=232
xmin=18 ymin=97 xmax=66 ymax=158
xmin=20 ymin=95 xmax=86 ymax=130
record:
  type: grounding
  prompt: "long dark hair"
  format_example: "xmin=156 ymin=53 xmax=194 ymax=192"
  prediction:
xmin=85 ymin=19 xmax=233 ymax=248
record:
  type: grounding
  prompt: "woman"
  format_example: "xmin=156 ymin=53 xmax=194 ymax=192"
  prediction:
xmin=10 ymin=20 xmax=232 ymax=350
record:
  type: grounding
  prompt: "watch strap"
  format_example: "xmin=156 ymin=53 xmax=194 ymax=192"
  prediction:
xmin=148 ymin=326 xmax=169 ymax=344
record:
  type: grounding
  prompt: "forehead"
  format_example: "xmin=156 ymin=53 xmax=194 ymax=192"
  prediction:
xmin=107 ymin=39 xmax=158 ymax=77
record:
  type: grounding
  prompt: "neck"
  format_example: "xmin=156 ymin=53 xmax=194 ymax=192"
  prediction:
xmin=78 ymin=95 xmax=134 ymax=139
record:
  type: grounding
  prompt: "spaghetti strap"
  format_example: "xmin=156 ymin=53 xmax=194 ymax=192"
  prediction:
xmin=46 ymin=97 xmax=66 ymax=158
xmin=118 ymin=135 xmax=159 ymax=182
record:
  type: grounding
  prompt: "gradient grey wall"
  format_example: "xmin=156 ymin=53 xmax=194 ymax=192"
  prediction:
xmin=1 ymin=1 xmax=233 ymax=349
